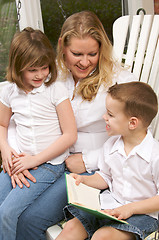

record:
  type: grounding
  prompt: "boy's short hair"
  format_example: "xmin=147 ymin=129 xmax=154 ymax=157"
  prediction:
xmin=108 ymin=81 xmax=158 ymax=127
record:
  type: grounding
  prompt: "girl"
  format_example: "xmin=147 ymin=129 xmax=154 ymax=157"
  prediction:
xmin=0 ymin=27 xmax=77 ymax=240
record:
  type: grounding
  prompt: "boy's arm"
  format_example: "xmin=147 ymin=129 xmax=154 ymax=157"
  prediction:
xmin=71 ymin=172 xmax=108 ymax=190
xmin=12 ymin=98 xmax=77 ymax=174
xmin=104 ymin=195 xmax=159 ymax=220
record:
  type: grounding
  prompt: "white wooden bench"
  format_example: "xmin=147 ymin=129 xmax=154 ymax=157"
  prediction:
xmin=0 ymin=13 xmax=158 ymax=240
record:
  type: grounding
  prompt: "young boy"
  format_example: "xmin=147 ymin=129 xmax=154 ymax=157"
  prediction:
xmin=56 ymin=81 xmax=159 ymax=240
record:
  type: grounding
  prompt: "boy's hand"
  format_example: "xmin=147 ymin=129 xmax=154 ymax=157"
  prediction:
xmin=70 ymin=173 xmax=84 ymax=185
xmin=103 ymin=204 xmax=134 ymax=220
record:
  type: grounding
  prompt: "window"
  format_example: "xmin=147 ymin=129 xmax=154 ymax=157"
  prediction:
xmin=0 ymin=0 xmax=17 ymax=82
xmin=40 ymin=0 xmax=122 ymax=49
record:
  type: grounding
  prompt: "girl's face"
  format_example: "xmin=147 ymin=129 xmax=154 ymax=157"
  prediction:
xmin=63 ymin=36 xmax=99 ymax=82
xmin=22 ymin=65 xmax=49 ymax=92
xmin=103 ymin=94 xmax=130 ymax=136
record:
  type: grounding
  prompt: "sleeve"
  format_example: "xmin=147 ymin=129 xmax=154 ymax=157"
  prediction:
xmin=151 ymin=142 xmax=159 ymax=196
xmin=82 ymin=147 xmax=103 ymax=173
xmin=52 ymin=81 xmax=69 ymax=106
xmin=113 ymin=69 xmax=138 ymax=85
xmin=0 ymin=83 xmax=11 ymax=108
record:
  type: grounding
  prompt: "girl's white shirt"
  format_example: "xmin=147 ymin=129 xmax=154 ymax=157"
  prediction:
xmin=1 ymin=81 xmax=69 ymax=164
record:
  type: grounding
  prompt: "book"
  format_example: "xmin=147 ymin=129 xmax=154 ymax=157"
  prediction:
xmin=65 ymin=173 xmax=128 ymax=224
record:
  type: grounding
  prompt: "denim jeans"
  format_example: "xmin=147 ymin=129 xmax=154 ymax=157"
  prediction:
xmin=0 ymin=162 xmax=65 ymax=240
xmin=15 ymin=171 xmax=92 ymax=240
xmin=64 ymin=205 xmax=158 ymax=240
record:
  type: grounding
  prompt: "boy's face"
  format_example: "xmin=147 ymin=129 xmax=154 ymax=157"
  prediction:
xmin=103 ymin=94 xmax=130 ymax=136
xmin=22 ymin=65 xmax=49 ymax=92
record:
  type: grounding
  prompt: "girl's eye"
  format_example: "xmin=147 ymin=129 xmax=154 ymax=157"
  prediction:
xmin=42 ymin=66 xmax=49 ymax=70
xmin=28 ymin=69 xmax=36 ymax=72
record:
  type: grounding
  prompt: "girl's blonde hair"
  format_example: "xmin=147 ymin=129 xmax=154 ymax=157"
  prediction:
xmin=6 ymin=27 xmax=57 ymax=90
xmin=57 ymin=10 xmax=116 ymax=101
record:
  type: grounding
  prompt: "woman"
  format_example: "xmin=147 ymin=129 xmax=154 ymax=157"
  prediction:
xmin=11 ymin=11 xmax=137 ymax=240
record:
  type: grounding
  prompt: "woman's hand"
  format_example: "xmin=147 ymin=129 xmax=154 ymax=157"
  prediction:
xmin=65 ymin=153 xmax=86 ymax=173
xmin=11 ymin=169 xmax=37 ymax=188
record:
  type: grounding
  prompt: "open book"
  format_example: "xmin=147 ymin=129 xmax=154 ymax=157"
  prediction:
xmin=65 ymin=173 xmax=128 ymax=224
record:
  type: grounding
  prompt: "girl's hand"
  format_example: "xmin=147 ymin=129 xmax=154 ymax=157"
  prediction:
xmin=70 ymin=173 xmax=84 ymax=185
xmin=11 ymin=153 xmax=37 ymax=175
xmin=1 ymin=145 xmax=19 ymax=176
xmin=103 ymin=204 xmax=134 ymax=220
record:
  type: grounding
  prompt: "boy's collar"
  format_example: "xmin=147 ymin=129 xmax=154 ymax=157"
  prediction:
xmin=110 ymin=130 xmax=153 ymax=163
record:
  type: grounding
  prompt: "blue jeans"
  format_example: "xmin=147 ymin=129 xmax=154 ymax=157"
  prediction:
xmin=64 ymin=205 xmax=158 ymax=240
xmin=15 ymin=171 xmax=92 ymax=240
xmin=0 ymin=162 xmax=65 ymax=240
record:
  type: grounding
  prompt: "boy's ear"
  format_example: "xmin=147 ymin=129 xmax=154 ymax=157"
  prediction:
xmin=128 ymin=117 xmax=138 ymax=130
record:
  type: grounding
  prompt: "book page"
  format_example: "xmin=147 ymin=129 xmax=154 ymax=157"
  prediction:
xmin=65 ymin=174 xmax=128 ymax=224
xmin=66 ymin=174 xmax=101 ymax=209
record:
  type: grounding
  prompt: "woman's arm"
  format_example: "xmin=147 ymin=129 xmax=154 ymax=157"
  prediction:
xmin=65 ymin=147 xmax=103 ymax=174
xmin=65 ymin=153 xmax=86 ymax=173
xmin=12 ymin=99 xmax=77 ymax=174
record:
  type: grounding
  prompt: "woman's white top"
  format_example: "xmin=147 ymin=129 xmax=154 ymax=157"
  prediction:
xmin=1 ymin=81 xmax=69 ymax=164
xmin=97 ymin=130 xmax=159 ymax=219
xmin=6 ymin=68 xmax=137 ymax=168
xmin=58 ymin=69 xmax=137 ymax=171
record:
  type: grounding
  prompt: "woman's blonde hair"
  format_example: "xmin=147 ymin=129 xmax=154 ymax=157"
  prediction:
xmin=6 ymin=27 xmax=57 ymax=91
xmin=57 ymin=10 xmax=116 ymax=101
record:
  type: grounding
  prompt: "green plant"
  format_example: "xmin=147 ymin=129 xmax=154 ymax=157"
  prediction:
xmin=40 ymin=0 xmax=121 ymax=49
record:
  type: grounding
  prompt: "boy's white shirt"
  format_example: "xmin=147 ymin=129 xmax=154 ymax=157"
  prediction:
xmin=95 ymin=130 xmax=159 ymax=219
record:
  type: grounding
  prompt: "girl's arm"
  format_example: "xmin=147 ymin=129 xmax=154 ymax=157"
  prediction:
xmin=104 ymin=195 xmax=159 ymax=220
xmin=0 ymin=102 xmax=19 ymax=175
xmin=12 ymin=99 xmax=77 ymax=174
xmin=70 ymin=172 xmax=108 ymax=190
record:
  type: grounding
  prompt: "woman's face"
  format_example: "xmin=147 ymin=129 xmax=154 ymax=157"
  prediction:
xmin=63 ymin=36 xmax=99 ymax=82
